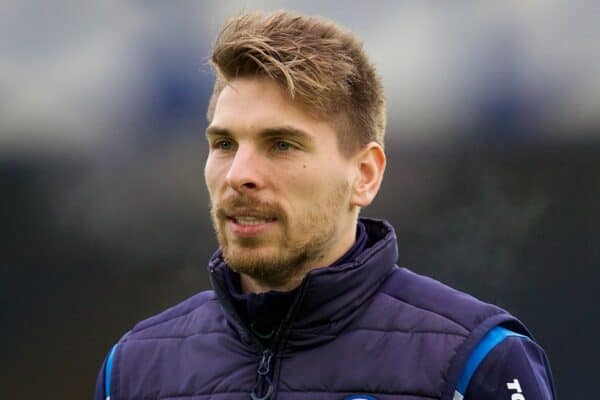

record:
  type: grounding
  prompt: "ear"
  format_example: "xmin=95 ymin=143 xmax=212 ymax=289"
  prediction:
xmin=350 ymin=142 xmax=386 ymax=208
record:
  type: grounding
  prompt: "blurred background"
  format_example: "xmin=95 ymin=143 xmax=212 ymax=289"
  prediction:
xmin=2 ymin=1 xmax=598 ymax=398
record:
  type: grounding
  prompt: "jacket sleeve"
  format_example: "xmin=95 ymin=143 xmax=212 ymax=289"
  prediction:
xmin=94 ymin=356 xmax=107 ymax=400
xmin=463 ymin=336 xmax=556 ymax=400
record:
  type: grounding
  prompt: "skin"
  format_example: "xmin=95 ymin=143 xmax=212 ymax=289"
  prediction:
xmin=205 ymin=77 xmax=386 ymax=294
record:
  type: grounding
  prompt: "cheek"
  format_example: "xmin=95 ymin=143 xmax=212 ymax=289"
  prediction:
xmin=286 ymin=165 xmax=342 ymax=206
xmin=204 ymin=157 xmax=225 ymax=196
xmin=204 ymin=168 xmax=214 ymax=195
xmin=307 ymin=166 xmax=352 ymax=209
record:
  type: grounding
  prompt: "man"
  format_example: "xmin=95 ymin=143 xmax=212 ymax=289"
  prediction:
xmin=95 ymin=11 xmax=555 ymax=400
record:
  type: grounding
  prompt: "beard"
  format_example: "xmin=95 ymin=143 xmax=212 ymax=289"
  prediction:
xmin=210 ymin=180 xmax=350 ymax=288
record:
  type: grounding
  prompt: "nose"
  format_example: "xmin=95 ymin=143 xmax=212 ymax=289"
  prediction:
xmin=225 ymin=145 xmax=265 ymax=193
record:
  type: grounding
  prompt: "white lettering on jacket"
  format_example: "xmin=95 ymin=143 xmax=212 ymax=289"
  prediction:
xmin=507 ymin=378 xmax=525 ymax=400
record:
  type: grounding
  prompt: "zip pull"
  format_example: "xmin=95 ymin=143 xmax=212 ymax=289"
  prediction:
xmin=257 ymin=350 xmax=273 ymax=376
xmin=251 ymin=350 xmax=274 ymax=400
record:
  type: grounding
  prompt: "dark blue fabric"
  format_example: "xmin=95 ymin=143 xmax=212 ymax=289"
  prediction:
xmin=94 ymin=218 xmax=554 ymax=400
xmin=94 ymin=356 xmax=107 ymax=400
xmin=456 ymin=326 xmax=527 ymax=394
xmin=223 ymin=220 xmax=367 ymax=345
xmin=223 ymin=267 xmax=298 ymax=344
xmin=465 ymin=336 xmax=556 ymax=399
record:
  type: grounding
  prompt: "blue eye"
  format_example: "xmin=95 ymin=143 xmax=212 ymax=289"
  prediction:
xmin=275 ymin=141 xmax=292 ymax=151
xmin=215 ymin=140 xmax=233 ymax=151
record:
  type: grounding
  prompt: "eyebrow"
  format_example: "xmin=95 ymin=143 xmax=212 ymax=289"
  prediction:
xmin=205 ymin=125 xmax=314 ymax=144
xmin=205 ymin=126 xmax=230 ymax=139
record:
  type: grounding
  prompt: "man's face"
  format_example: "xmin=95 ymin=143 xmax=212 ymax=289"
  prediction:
xmin=205 ymin=77 xmax=359 ymax=289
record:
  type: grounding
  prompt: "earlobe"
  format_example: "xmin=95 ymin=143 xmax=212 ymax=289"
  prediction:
xmin=351 ymin=142 xmax=386 ymax=208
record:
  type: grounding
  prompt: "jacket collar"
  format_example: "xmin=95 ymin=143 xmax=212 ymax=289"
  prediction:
xmin=208 ymin=217 xmax=398 ymax=349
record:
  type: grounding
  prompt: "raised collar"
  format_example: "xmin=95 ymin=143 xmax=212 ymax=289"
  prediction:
xmin=208 ymin=217 xmax=398 ymax=350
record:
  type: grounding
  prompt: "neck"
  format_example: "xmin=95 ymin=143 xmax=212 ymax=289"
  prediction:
xmin=240 ymin=273 xmax=301 ymax=294
xmin=240 ymin=219 xmax=359 ymax=294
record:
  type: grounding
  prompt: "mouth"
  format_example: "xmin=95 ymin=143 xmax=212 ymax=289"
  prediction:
xmin=226 ymin=213 xmax=278 ymax=237
xmin=228 ymin=215 xmax=277 ymax=225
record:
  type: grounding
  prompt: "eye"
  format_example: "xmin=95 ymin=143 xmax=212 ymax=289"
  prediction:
xmin=274 ymin=140 xmax=293 ymax=151
xmin=214 ymin=139 xmax=234 ymax=151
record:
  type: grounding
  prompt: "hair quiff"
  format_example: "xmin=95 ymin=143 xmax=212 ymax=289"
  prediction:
xmin=207 ymin=10 xmax=386 ymax=155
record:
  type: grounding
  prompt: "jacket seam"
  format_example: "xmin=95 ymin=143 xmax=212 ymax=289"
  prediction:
xmin=159 ymin=391 xmax=251 ymax=399
xmin=124 ymin=330 xmax=236 ymax=341
xmin=295 ymin=327 xmax=469 ymax=337
xmin=380 ymin=291 xmax=470 ymax=333
xmin=498 ymin=337 xmax=548 ymax=399
xmin=440 ymin=314 xmax=521 ymax=400
xmin=341 ymin=327 xmax=469 ymax=336
xmin=128 ymin=298 xmax=219 ymax=336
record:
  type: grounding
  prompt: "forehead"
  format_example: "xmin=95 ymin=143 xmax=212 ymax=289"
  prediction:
xmin=210 ymin=78 xmax=337 ymax=141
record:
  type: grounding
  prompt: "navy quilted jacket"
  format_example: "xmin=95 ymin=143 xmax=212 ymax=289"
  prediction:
xmin=95 ymin=218 xmax=531 ymax=400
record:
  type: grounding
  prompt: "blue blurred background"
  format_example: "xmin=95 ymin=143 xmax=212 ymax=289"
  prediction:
xmin=2 ymin=1 xmax=598 ymax=398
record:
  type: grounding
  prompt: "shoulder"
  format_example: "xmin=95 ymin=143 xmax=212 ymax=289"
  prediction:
xmin=121 ymin=289 xmax=224 ymax=342
xmin=100 ymin=290 xmax=234 ymax=399
xmin=374 ymin=267 xmax=535 ymax=400
xmin=378 ymin=267 xmax=529 ymax=336
xmin=463 ymin=334 xmax=556 ymax=399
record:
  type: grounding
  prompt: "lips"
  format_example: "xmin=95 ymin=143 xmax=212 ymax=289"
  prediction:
xmin=216 ymin=198 xmax=282 ymax=237
xmin=230 ymin=216 xmax=277 ymax=226
xmin=226 ymin=214 xmax=278 ymax=237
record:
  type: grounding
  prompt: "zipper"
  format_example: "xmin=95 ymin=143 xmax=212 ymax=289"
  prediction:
xmin=209 ymin=265 xmax=276 ymax=399
xmin=209 ymin=264 xmax=310 ymax=400
xmin=250 ymin=279 xmax=310 ymax=400
xmin=251 ymin=349 xmax=274 ymax=400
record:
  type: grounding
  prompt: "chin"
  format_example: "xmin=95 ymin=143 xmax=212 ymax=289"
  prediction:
xmin=223 ymin=245 xmax=306 ymax=286
xmin=223 ymin=244 xmax=277 ymax=270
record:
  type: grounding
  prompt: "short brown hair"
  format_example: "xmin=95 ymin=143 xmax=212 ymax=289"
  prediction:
xmin=207 ymin=10 xmax=386 ymax=155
